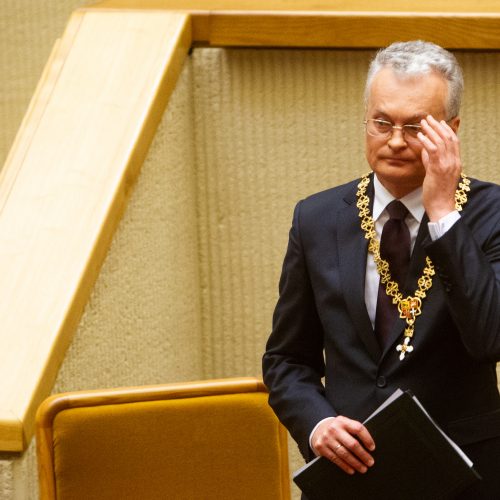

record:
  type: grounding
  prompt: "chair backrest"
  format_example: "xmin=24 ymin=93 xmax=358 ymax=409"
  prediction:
xmin=36 ymin=377 xmax=290 ymax=500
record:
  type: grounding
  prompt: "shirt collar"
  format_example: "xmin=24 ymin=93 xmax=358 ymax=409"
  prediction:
xmin=372 ymin=174 xmax=425 ymax=223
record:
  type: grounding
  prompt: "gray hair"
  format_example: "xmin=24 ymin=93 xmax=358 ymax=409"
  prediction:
xmin=365 ymin=40 xmax=464 ymax=118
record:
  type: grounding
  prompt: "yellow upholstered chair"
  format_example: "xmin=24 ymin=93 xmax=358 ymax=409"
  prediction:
xmin=36 ymin=377 xmax=290 ymax=500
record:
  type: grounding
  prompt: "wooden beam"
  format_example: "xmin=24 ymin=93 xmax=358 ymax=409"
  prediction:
xmin=198 ymin=11 xmax=500 ymax=49
xmin=93 ymin=0 xmax=500 ymax=13
xmin=91 ymin=3 xmax=500 ymax=49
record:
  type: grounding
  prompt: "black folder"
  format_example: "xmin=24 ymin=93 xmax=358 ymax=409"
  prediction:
xmin=293 ymin=389 xmax=481 ymax=500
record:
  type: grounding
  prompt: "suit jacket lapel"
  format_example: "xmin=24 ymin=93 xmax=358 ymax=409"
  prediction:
xmin=338 ymin=179 xmax=382 ymax=362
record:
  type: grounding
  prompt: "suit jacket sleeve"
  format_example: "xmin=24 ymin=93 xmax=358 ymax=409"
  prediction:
xmin=262 ymin=200 xmax=335 ymax=460
xmin=424 ymin=180 xmax=500 ymax=361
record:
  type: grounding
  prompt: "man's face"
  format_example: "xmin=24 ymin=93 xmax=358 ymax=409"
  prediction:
xmin=365 ymin=67 xmax=459 ymax=198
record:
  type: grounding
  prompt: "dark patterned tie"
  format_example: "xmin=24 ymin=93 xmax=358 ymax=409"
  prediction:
xmin=375 ymin=200 xmax=411 ymax=348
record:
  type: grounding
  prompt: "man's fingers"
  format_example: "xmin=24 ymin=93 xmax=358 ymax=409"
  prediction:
xmin=339 ymin=432 xmax=376 ymax=467
xmin=417 ymin=130 xmax=439 ymax=158
xmin=417 ymin=117 xmax=461 ymax=177
xmin=328 ymin=448 xmax=355 ymax=475
xmin=424 ymin=115 xmax=455 ymax=143
xmin=312 ymin=416 xmax=376 ymax=474
xmin=335 ymin=420 xmax=375 ymax=472
xmin=440 ymin=120 xmax=461 ymax=156
xmin=330 ymin=442 xmax=370 ymax=474
xmin=343 ymin=418 xmax=376 ymax=452
xmin=420 ymin=116 xmax=445 ymax=146
xmin=419 ymin=116 xmax=459 ymax=155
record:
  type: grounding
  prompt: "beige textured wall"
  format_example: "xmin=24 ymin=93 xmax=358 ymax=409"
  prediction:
xmin=1 ymin=46 xmax=500 ymax=499
xmin=193 ymin=49 xmax=371 ymax=381
xmin=193 ymin=47 xmax=500 ymax=378
xmin=52 ymin=61 xmax=201 ymax=394
xmin=0 ymin=0 xmax=92 ymax=169
xmin=458 ymin=51 xmax=500 ymax=180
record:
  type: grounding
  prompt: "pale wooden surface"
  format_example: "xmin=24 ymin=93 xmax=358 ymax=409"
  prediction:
xmin=202 ymin=12 xmax=500 ymax=48
xmin=0 ymin=9 xmax=191 ymax=451
xmin=93 ymin=0 xmax=500 ymax=13
xmin=92 ymin=1 xmax=500 ymax=49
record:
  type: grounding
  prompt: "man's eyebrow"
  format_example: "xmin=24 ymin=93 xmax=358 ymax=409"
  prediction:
xmin=371 ymin=109 xmax=390 ymax=118
xmin=371 ymin=110 xmax=426 ymax=123
xmin=406 ymin=114 xmax=426 ymax=123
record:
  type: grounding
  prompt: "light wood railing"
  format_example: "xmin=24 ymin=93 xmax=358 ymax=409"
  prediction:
xmin=95 ymin=0 xmax=500 ymax=48
xmin=1 ymin=0 xmax=500 ymax=451
xmin=0 ymin=8 xmax=190 ymax=451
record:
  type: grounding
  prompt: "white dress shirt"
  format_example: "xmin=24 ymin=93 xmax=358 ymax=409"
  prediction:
xmin=366 ymin=175 xmax=460 ymax=327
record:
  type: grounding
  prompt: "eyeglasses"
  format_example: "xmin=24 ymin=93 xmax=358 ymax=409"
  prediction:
xmin=364 ymin=119 xmax=422 ymax=142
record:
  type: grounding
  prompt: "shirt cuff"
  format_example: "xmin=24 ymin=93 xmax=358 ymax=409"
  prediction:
xmin=309 ymin=417 xmax=335 ymax=456
xmin=427 ymin=210 xmax=460 ymax=241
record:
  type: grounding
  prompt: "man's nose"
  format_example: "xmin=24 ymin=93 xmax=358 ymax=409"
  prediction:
xmin=387 ymin=128 xmax=407 ymax=149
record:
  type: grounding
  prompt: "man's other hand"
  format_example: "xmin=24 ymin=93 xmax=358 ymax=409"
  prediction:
xmin=311 ymin=416 xmax=376 ymax=475
xmin=418 ymin=114 xmax=462 ymax=222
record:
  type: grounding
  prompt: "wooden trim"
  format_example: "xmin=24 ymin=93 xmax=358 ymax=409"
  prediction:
xmin=278 ymin=414 xmax=292 ymax=499
xmin=36 ymin=377 xmax=268 ymax=499
xmin=92 ymin=0 xmax=500 ymax=13
xmin=0 ymin=410 xmax=23 ymax=451
xmin=38 ymin=377 xmax=266 ymax=419
xmin=198 ymin=11 xmax=500 ymax=49
xmin=89 ymin=2 xmax=500 ymax=49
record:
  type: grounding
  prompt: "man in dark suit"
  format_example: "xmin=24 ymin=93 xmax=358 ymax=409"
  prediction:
xmin=262 ymin=40 xmax=500 ymax=498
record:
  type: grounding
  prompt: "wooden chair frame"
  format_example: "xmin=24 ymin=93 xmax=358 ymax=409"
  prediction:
xmin=36 ymin=377 xmax=289 ymax=500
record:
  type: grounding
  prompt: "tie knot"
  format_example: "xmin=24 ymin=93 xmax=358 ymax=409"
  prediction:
xmin=386 ymin=200 xmax=408 ymax=221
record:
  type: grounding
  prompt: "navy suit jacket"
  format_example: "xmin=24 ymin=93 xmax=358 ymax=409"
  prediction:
xmin=263 ymin=175 xmax=500 ymax=464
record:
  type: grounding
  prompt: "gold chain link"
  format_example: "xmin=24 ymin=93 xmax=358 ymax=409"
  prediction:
xmin=356 ymin=173 xmax=470 ymax=359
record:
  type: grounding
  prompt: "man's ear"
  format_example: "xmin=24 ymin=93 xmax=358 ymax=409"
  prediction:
xmin=449 ymin=116 xmax=460 ymax=133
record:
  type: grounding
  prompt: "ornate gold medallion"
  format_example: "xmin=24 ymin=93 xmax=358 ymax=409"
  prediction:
xmin=398 ymin=297 xmax=422 ymax=321
xmin=356 ymin=173 xmax=470 ymax=360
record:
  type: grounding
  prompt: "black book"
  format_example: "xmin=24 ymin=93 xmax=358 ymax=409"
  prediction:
xmin=293 ymin=389 xmax=481 ymax=500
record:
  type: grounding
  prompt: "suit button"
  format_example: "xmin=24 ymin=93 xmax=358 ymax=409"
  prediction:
xmin=376 ymin=376 xmax=387 ymax=388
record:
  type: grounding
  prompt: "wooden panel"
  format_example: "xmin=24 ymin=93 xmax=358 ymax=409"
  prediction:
xmin=0 ymin=409 xmax=22 ymax=451
xmin=91 ymin=3 xmax=500 ymax=49
xmin=203 ymin=12 xmax=500 ymax=49
xmin=0 ymin=9 xmax=191 ymax=451
xmin=93 ymin=0 xmax=500 ymax=13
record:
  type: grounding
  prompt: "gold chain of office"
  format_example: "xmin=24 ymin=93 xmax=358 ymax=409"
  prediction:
xmin=356 ymin=173 xmax=471 ymax=360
